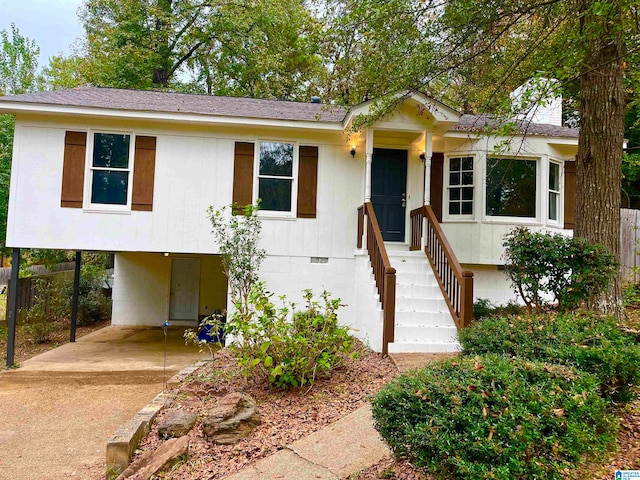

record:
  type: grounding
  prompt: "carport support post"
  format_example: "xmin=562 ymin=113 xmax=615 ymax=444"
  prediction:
xmin=6 ymin=248 xmax=20 ymax=367
xmin=70 ymin=251 xmax=82 ymax=343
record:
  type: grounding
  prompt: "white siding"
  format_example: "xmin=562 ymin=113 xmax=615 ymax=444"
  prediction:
xmin=7 ymin=119 xmax=363 ymax=259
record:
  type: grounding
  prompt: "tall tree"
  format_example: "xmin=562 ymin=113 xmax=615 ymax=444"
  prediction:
xmin=80 ymin=0 xmax=216 ymax=89
xmin=0 ymin=23 xmax=40 ymax=96
xmin=186 ymin=0 xmax=324 ymax=100
xmin=79 ymin=0 xmax=324 ymax=99
xmin=0 ymin=24 xmax=41 ymax=257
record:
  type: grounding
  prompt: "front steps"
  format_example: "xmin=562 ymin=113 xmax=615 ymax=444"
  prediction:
xmin=385 ymin=244 xmax=460 ymax=353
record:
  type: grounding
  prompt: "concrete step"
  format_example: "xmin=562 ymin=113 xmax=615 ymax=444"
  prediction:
xmin=394 ymin=324 xmax=458 ymax=342
xmin=395 ymin=273 xmax=439 ymax=288
xmin=396 ymin=296 xmax=447 ymax=312
xmin=395 ymin=309 xmax=453 ymax=325
xmin=392 ymin=261 xmax=433 ymax=274
xmin=387 ymin=339 xmax=461 ymax=354
xmin=396 ymin=284 xmax=441 ymax=298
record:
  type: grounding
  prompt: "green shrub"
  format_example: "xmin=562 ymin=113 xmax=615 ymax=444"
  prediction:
xmin=372 ymin=355 xmax=616 ymax=480
xmin=460 ymin=312 xmax=640 ymax=402
xmin=623 ymin=283 xmax=640 ymax=306
xmin=503 ymin=227 xmax=617 ymax=311
xmin=23 ymin=319 xmax=57 ymax=343
xmin=226 ymin=283 xmax=354 ymax=390
xmin=61 ymin=264 xmax=111 ymax=325
xmin=473 ymin=298 xmax=524 ymax=319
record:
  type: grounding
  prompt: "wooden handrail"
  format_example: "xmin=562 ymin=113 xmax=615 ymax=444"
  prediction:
xmin=357 ymin=202 xmax=396 ymax=355
xmin=410 ymin=205 xmax=474 ymax=329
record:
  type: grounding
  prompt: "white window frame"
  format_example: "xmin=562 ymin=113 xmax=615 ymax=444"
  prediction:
xmin=483 ymin=156 xmax=541 ymax=224
xmin=548 ymin=160 xmax=562 ymax=225
xmin=253 ymin=139 xmax=299 ymax=218
xmin=443 ymin=154 xmax=476 ymax=221
xmin=83 ymin=130 xmax=135 ymax=212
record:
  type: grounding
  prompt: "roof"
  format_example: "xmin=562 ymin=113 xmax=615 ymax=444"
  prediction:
xmin=0 ymin=87 xmax=348 ymax=123
xmin=453 ymin=114 xmax=579 ymax=138
xmin=0 ymin=87 xmax=579 ymax=138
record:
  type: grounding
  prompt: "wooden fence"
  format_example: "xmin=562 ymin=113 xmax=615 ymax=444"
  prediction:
xmin=0 ymin=261 xmax=76 ymax=286
xmin=621 ymin=208 xmax=640 ymax=283
xmin=5 ymin=270 xmax=75 ymax=320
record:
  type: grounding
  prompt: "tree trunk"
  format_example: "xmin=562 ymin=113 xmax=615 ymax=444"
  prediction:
xmin=574 ymin=0 xmax=625 ymax=317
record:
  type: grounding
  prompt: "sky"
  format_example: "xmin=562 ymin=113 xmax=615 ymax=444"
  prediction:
xmin=1 ymin=0 xmax=85 ymax=68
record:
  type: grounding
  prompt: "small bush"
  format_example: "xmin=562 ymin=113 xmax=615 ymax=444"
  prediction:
xmin=624 ymin=283 xmax=640 ymax=306
xmin=372 ymin=355 xmax=616 ymax=480
xmin=61 ymin=264 xmax=111 ymax=325
xmin=24 ymin=320 xmax=57 ymax=344
xmin=226 ymin=283 xmax=353 ymax=390
xmin=473 ymin=298 xmax=524 ymax=319
xmin=503 ymin=227 xmax=617 ymax=311
xmin=460 ymin=312 xmax=640 ymax=402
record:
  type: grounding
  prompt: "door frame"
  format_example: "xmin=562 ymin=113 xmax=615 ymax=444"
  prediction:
xmin=168 ymin=256 xmax=201 ymax=323
xmin=371 ymin=147 xmax=409 ymax=243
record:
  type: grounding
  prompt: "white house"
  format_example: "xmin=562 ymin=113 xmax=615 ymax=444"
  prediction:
xmin=0 ymin=87 xmax=578 ymax=356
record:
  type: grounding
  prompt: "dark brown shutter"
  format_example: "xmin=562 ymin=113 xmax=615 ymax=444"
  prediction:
xmin=297 ymin=146 xmax=319 ymax=218
xmin=430 ymin=153 xmax=444 ymax=222
xmin=61 ymin=131 xmax=87 ymax=208
xmin=564 ymin=160 xmax=576 ymax=229
xmin=232 ymin=142 xmax=255 ymax=214
xmin=132 ymin=136 xmax=157 ymax=211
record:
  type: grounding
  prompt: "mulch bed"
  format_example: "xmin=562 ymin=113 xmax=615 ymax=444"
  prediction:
xmin=134 ymin=345 xmax=397 ymax=479
xmin=0 ymin=318 xmax=110 ymax=368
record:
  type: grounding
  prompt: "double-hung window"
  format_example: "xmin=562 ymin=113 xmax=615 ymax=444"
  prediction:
xmin=256 ymin=141 xmax=296 ymax=213
xmin=89 ymin=132 xmax=132 ymax=207
xmin=448 ymin=156 xmax=474 ymax=216
xmin=548 ymin=162 xmax=560 ymax=222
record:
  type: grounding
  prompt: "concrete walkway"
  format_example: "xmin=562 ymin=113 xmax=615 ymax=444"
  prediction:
xmin=0 ymin=326 xmax=206 ymax=480
xmin=225 ymin=406 xmax=390 ymax=480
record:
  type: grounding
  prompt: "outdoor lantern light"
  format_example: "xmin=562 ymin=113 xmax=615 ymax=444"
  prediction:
xmin=419 ymin=152 xmax=426 ymax=161
xmin=350 ymin=145 xmax=356 ymax=157
xmin=163 ymin=252 xmax=170 ymax=257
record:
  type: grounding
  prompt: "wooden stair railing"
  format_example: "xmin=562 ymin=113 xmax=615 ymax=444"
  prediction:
xmin=357 ymin=203 xmax=396 ymax=355
xmin=410 ymin=206 xmax=474 ymax=329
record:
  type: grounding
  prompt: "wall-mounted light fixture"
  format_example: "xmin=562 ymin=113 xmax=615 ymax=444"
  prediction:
xmin=419 ymin=152 xmax=426 ymax=161
xmin=350 ymin=145 xmax=357 ymax=158
xmin=163 ymin=252 xmax=170 ymax=257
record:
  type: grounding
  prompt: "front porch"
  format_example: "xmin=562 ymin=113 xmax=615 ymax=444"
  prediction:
xmin=349 ymin=94 xmax=474 ymax=355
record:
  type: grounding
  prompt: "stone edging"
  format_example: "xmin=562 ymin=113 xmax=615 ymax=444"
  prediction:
xmin=106 ymin=360 xmax=210 ymax=475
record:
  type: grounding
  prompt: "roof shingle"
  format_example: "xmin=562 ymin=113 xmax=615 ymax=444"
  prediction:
xmin=0 ymin=88 xmax=580 ymax=138
xmin=0 ymin=87 xmax=347 ymax=123
xmin=453 ymin=114 xmax=579 ymax=138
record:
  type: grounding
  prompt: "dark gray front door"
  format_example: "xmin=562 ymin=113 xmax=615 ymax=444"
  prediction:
xmin=372 ymin=148 xmax=408 ymax=242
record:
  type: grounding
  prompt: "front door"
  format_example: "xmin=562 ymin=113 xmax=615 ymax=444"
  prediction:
xmin=372 ymin=148 xmax=408 ymax=242
xmin=169 ymin=258 xmax=200 ymax=321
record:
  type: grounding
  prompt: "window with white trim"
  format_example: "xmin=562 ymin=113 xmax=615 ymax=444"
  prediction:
xmin=548 ymin=161 xmax=560 ymax=222
xmin=89 ymin=132 xmax=132 ymax=206
xmin=448 ymin=156 xmax=474 ymax=215
xmin=485 ymin=157 xmax=537 ymax=218
xmin=257 ymin=141 xmax=295 ymax=212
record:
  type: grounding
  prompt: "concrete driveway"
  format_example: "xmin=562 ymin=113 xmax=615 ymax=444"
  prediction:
xmin=0 ymin=326 xmax=207 ymax=480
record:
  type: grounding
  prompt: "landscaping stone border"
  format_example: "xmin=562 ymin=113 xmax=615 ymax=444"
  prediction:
xmin=106 ymin=360 xmax=210 ymax=475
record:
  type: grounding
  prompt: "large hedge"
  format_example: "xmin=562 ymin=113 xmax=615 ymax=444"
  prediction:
xmin=372 ymin=355 xmax=616 ymax=480
xmin=459 ymin=313 xmax=640 ymax=402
